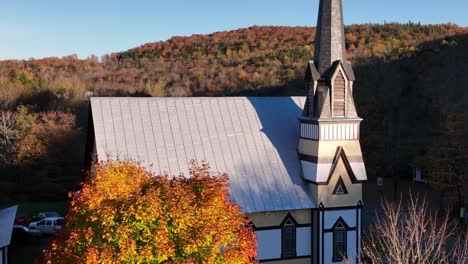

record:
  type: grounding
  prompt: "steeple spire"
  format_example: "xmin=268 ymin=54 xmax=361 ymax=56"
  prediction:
xmin=314 ymin=0 xmax=347 ymax=74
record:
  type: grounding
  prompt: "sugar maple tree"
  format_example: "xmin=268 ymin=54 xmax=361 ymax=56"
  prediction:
xmin=43 ymin=161 xmax=257 ymax=263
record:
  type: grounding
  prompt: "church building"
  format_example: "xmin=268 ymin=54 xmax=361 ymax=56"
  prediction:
xmin=86 ymin=0 xmax=367 ymax=263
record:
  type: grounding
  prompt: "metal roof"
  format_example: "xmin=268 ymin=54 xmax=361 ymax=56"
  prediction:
xmin=0 ymin=205 xmax=18 ymax=248
xmin=90 ymin=97 xmax=316 ymax=213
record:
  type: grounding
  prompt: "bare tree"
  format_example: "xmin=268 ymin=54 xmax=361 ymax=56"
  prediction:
xmin=0 ymin=110 xmax=17 ymax=163
xmin=361 ymin=195 xmax=467 ymax=264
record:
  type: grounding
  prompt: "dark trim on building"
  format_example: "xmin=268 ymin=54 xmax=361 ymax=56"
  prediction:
xmin=360 ymin=209 xmax=363 ymax=263
xmin=323 ymin=216 xmax=357 ymax=233
xmin=84 ymin=102 xmax=95 ymax=172
xmin=356 ymin=206 xmax=359 ymax=263
xmin=320 ymin=203 xmax=325 ymax=264
xmin=299 ymin=154 xmax=318 ymax=163
xmin=324 ymin=226 xmax=356 ymax=233
xmin=300 ymin=137 xmax=319 ymax=142
xmin=258 ymin=255 xmax=311 ymax=263
xmin=328 ymin=147 xmax=357 ymax=184
xmin=332 ymin=177 xmax=348 ymax=195
xmin=316 ymin=210 xmax=320 ymax=264
xmin=280 ymin=213 xmax=298 ymax=226
xmin=1 ymin=246 xmax=7 ymax=264
xmin=254 ymin=223 xmax=311 ymax=231
xmin=314 ymin=205 xmax=361 ymax=211
xmin=299 ymin=154 xmax=366 ymax=164
xmin=299 ymin=118 xmax=320 ymax=125
xmin=310 ymin=209 xmax=314 ymax=264
xmin=299 ymin=117 xmax=362 ymax=125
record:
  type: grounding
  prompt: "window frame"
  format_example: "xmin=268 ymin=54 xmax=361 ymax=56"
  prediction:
xmin=332 ymin=176 xmax=348 ymax=195
xmin=332 ymin=219 xmax=348 ymax=262
xmin=281 ymin=214 xmax=297 ymax=258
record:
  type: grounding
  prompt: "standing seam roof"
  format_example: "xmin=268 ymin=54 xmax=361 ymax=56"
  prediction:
xmin=90 ymin=97 xmax=316 ymax=213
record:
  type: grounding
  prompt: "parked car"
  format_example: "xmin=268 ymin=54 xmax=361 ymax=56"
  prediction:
xmin=15 ymin=216 xmax=29 ymax=226
xmin=12 ymin=225 xmax=42 ymax=243
xmin=31 ymin=212 xmax=61 ymax=222
xmin=29 ymin=217 xmax=64 ymax=235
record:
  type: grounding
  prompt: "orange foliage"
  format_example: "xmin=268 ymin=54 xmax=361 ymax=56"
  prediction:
xmin=1 ymin=24 xmax=465 ymax=99
xmin=42 ymin=161 xmax=257 ymax=264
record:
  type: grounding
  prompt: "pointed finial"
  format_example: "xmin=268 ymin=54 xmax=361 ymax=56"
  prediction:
xmin=314 ymin=0 xmax=347 ymax=74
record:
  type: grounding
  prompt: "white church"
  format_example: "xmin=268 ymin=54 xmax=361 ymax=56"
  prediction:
xmin=86 ymin=0 xmax=367 ymax=263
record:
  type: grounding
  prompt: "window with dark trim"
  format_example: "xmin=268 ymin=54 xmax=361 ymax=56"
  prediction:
xmin=281 ymin=215 xmax=297 ymax=258
xmin=332 ymin=220 xmax=347 ymax=261
xmin=333 ymin=177 xmax=348 ymax=195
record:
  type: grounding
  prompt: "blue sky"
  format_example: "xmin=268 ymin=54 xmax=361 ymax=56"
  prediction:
xmin=0 ymin=0 xmax=466 ymax=60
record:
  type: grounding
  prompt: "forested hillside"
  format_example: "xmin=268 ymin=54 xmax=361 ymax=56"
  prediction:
xmin=0 ymin=23 xmax=467 ymax=201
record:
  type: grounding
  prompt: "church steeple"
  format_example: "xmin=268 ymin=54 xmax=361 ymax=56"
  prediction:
xmin=298 ymin=0 xmax=366 ymax=201
xmin=300 ymin=2 xmax=366 ymax=263
xmin=303 ymin=0 xmax=356 ymax=119
xmin=314 ymin=0 xmax=347 ymax=74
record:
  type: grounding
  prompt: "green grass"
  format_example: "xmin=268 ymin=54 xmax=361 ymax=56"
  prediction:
xmin=15 ymin=200 xmax=69 ymax=217
xmin=0 ymin=192 xmax=69 ymax=216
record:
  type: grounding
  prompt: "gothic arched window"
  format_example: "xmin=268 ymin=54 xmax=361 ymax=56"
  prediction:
xmin=332 ymin=218 xmax=348 ymax=261
xmin=281 ymin=215 xmax=297 ymax=258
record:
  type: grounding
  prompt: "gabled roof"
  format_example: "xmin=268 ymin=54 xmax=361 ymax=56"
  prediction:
xmin=90 ymin=97 xmax=316 ymax=214
xmin=306 ymin=61 xmax=321 ymax=81
xmin=0 ymin=205 xmax=18 ymax=248
xmin=321 ymin=60 xmax=355 ymax=81
xmin=327 ymin=146 xmax=365 ymax=184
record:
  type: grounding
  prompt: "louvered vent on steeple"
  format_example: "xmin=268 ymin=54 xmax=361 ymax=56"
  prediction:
xmin=333 ymin=71 xmax=346 ymax=117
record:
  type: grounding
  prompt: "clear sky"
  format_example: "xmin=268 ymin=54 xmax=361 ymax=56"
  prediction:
xmin=0 ymin=0 xmax=466 ymax=60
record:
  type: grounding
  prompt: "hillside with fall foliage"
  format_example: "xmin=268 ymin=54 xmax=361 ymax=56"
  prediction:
xmin=0 ymin=23 xmax=467 ymax=201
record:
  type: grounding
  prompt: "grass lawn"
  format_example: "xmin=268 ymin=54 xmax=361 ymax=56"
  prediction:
xmin=15 ymin=200 xmax=69 ymax=217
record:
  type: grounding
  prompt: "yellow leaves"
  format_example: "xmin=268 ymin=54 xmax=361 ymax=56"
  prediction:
xmin=43 ymin=160 xmax=257 ymax=263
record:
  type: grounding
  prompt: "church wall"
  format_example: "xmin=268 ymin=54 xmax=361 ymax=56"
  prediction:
xmin=255 ymin=227 xmax=312 ymax=261
xmin=248 ymin=209 xmax=311 ymax=227
xmin=298 ymin=139 xmax=319 ymax=156
xmin=317 ymin=140 xmax=363 ymax=159
xmin=323 ymin=231 xmax=357 ymax=264
xmin=323 ymin=209 xmax=356 ymax=229
xmin=318 ymin=158 xmax=362 ymax=207
xmin=297 ymin=227 xmax=312 ymax=256
xmin=260 ymin=257 xmax=312 ymax=264
xmin=319 ymin=208 xmax=361 ymax=264
xmin=256 ymin=229 xmax=282 ymax=260
xmin=251 ymin=209 xmax=312 ymax=261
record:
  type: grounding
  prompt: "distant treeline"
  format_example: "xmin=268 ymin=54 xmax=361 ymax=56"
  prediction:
xmin=0 ymin=23 xmax=467 ymax=202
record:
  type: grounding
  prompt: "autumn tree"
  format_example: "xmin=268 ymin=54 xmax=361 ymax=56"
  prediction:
xmin=15 ymin=106 xmax=79 ymax=166
xmin=361 ymin=195 xmax=467 ymax=264
xmin=0 ymin=110 xmax=17 ymax=164
xmin=43 ymin=161 xmax=257 ymax=264
xmin=421 ymin=110 xmax=468 ymax=211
